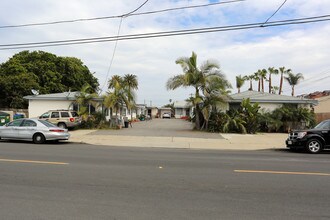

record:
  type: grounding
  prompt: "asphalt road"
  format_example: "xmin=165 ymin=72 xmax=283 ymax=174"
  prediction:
xmin=1 ymin=141 xmax=330 ymax=220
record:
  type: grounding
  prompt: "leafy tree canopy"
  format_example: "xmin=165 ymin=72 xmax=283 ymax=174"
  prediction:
xmin=0 ymin=50 xmax=99 ymax=108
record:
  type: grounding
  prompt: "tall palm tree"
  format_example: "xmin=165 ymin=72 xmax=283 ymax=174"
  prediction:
xmin=278 ymin=67 xmax=291 ymax=95
xmin=236 ymin=75 xmax=245 ymax=93
xmin=254 ymin=71 xmax=261 ymax=92
xmin=105 ymin=75 xmax=129 ymax=117
xmin=166 ymin=51 xmax=229 ymax=130
xmin=285 ymin=72 xmax=304 ymax=96
xmin=258 ymin=69 xmax=267 ymax=92
xmin=123 ymin=74 xmax=138 ymax=120
xmin=201 ymin=76 xmax=230 ymax=130
xmin=244 ymin=74 xmax=255 ymax=91
xmin=267 ymin=67 xmax=279 ymax=93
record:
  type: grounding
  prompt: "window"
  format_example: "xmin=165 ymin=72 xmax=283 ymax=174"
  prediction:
xmin=7 ymin=119 xmax=23 ymax=127
xmin=21 ymin=120 xmax=37 ymax=127
xmin=40 ymin=113 xmax=50 ymax=119
xmin=60 ymin=112 xmax=70 ymax=117
xmin=51 ymin=112 xmax=60 ymax=118
xmin=71 ymin=111 xmax=78 ymax=117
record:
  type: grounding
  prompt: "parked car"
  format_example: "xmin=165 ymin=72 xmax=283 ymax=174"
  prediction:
xmin=286 ymin=119 xmax=330 ymax=153
xmin=162 ymin=113 xmax=171 ymax=119
xmin=39 ymin=110 xmax=81 ymax=129
xmin=0 ymin=118 xmax=70 ymax=144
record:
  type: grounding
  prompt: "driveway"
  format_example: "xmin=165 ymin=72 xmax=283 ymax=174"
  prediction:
xmin=92 ymin=118 xmax=224 ymax=139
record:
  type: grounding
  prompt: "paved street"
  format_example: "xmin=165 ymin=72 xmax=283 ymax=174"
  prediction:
xmin=1 ymin=141 xmax=330 ymax=219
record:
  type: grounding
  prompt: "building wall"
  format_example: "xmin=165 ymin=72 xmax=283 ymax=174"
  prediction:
xmin=174 ymin=108 xmax=190 ymax=119
xmin=314 ymin=96 xmax=330 ymax=113
xmin=28 ymin=100 xmax=73 ymax=118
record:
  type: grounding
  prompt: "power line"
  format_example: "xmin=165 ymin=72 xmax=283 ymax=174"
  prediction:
xmin=99 ymin=0 xmax=149 ymax=93
xmin=0 ymin=15 xmax=329 ymax=50
xmin=261 ymin=0 xmax=288 ymax=26
xmin=0 ymin=0 xmax=245 ymax=29
xmin=100 ymin=18 xmax=123 ymax=94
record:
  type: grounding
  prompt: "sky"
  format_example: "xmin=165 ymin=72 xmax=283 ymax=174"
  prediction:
xmin=1 ymin=0 xmax=330 ymax=107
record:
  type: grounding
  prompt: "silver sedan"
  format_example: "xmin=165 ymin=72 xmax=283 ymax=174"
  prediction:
xmin=0 ymin=118 xmax=70 ymax=144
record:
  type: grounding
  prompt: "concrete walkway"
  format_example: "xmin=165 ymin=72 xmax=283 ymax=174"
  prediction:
xmin=69 ymin=119 xmax=288 ymax=150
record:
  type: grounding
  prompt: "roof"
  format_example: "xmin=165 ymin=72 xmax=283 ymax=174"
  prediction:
xmin=23 ymin=91 xmax=103 ymax=101
xmin=173 ymin=101 xmax=190 ymax=108
xmin=229 ymin=91 xmax=318 ymax=105
xmin=24 ymin=91 xmax=81 ymax=101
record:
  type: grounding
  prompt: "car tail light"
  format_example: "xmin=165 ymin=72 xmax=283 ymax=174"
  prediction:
xmin=50 ymin=129 xmax=64 ymax=132
xmin=70 ymin=117 xmax=75 ymax=122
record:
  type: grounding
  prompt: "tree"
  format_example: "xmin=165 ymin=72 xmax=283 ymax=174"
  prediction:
xmin=267 ymin=67 xmax=279 ymax=93
xmin=244 ymin=74 xmax=255 ymax=91
xmin=75 ymin=84 xmax=99 ymax=121
xmin=166 ymin=51 xmax=230 ymax=130
xmin=285 ymin=72 xmax=304 ymax=96
xmin=104 ymin=75 xmax=127 ymax=117
xmin=253 ymin=71 xmax=261 ymax=92
xmin=123 ymin=74 xmax=138 ymax=119
xmin=235 ymin=75 xmax=245 ymax=93
xmin=0 ymin=50 xmax=99 ymax=108
xmin=258 ymin=69 xmax=267 ymax=92
xmin=278 ymin=67 xmax=291 ymax=95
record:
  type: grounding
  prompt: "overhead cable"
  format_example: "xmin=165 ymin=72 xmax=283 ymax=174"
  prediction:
xmin=0 ymin=15 xmax=329 ymax=50
xmin=0 ymin=0 xmax=245 ymax=29
xmin=261 ymin=0 xmax=288 ymax=26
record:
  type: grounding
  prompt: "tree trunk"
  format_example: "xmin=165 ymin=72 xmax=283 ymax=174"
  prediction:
xmin=261 ymin=78 xmax=264 ymax=92
xmin=269 ymin=74 xmax=272 ymax=93
xmin=279 ymin=73 xmax=283 ymax=95
xmin=291 ymin=86 xmax=295 ymax=96
xmin=258 ymin=79 xmax=261 ymax=92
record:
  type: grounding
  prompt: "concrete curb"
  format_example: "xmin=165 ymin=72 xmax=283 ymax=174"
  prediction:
xmin=69 ymin=130 xmax=288 ymax=151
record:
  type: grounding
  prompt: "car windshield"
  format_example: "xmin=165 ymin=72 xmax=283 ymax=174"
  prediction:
xmin=314 ymin=120 xmax=330 ymax=130
xmin=38 ymin=120 xmax=57 ymax=127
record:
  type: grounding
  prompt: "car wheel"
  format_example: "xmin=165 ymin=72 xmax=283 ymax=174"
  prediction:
xmin=33 ymin=133 xmax=45 ymax=144
xmin=58 ymin=123 xmax=67 ymax=129
xmin=306 ymin=139 xmax=323 ymax=154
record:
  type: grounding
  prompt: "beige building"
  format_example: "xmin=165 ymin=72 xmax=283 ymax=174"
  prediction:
xmin=314 ymin=96 xmax=330 ymax=122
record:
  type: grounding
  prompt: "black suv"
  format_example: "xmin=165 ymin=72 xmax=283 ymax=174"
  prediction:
xmin=286 ymin=119 xmax=330 ymax=153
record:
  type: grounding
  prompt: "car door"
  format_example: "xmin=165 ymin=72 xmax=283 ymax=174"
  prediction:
xmin=49 ymin=111 xmax=60 ymax=125
xmin=17 ymin=119 xmax=38 ymax=140
xmin=323 ymin=121 xmax=330 ymax=147
xmin=1 ymin=119 xmax=23 ymax=139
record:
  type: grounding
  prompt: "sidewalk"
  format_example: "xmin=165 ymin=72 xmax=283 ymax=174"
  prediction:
xmin=69 ymin=129 xmax=288 ymax=151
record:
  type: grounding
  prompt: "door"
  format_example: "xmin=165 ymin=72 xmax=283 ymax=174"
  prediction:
xmin=1 ymin=119 xmax=23 ymax=139
xmin=17 ymin=119 xmax=38 ymax=140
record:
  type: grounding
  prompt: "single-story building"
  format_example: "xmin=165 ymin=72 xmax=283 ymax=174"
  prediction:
xmin=23 ymin=91 xmax=147 ymax=121
xmin=158 ymin=107 xmax=172 ymax=119
xmin=228 ymin=91 xmax=318 ymax=111
xmin=173 ymin=101 xmax=193 ymax=119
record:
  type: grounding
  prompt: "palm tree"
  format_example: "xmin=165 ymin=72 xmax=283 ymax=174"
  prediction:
xmin=258 ymin=69 xmax=267 ymax=92
xmin=278 ymin=67 xmax=291 ymax=95
xmin=244 ymin=74 xmax=255 ymax=91
xmin=75 ymin=84 xmax=98 ymax=121
xmin=285 ymin=72 xmax=304 ymax=96
xmin=253 ymin=71 xmax=261 ymax=92
xmin=166 ymin=51 xmax=229 ymax=130
xmin=104 ymin=75 xmax=129 ymax=118
xmin=123 ymin=74 xmax=138 ymax=120
xmin=236 ymin=75 xmax=245 ymax=93
xmin=267 ymin=67 xmax=279 ymax=93
xmin=201 ymin=76 xmax=231 ymax=130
